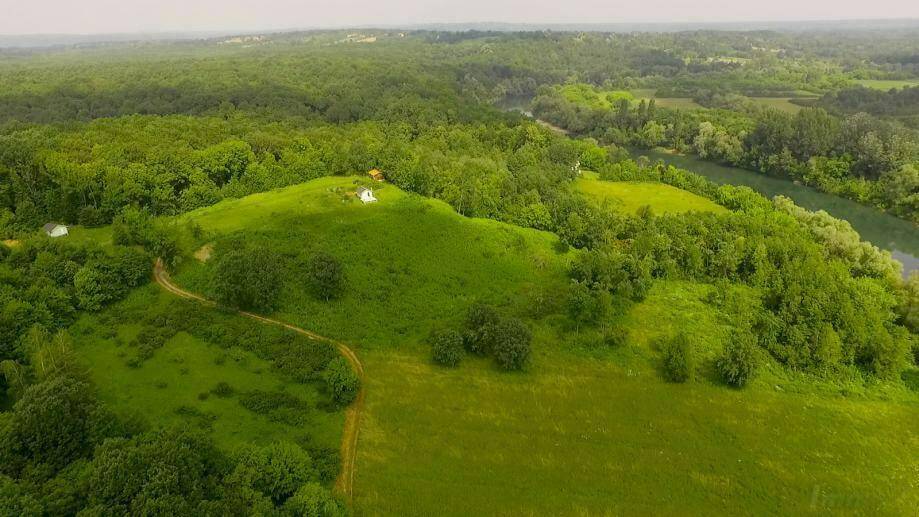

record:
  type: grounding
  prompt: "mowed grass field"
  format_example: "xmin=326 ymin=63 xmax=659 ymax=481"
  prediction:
xmin=853 ymin=79 xmax=919 ymax=90
xmin=746 ymin=96 xmax=810 ymax=113
xmin=116 ymin=175 xmax=916 ymax=514
xmin=575 ymin=173 xmax=729 ymax=215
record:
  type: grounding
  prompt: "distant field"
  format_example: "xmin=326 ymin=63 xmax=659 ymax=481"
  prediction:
xmin=575 ymin=174 xmax=728 ymax=215
xmin=746 ymin=96 xmax=810 ymax=113
xmin=853 ymin=79 xmax=919 ymax=90
xmin=631 ymin=88 xmax=704 ymax=110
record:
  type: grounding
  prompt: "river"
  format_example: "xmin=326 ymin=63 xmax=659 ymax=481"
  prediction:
xmin=499 ymin=97 xmax=918 ymax=277
xmin=630 ymin=148 xmax=918 ymax=277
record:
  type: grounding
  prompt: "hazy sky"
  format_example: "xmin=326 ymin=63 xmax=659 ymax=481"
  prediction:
xmin=2 ymin=0 xmax=918 ymax=35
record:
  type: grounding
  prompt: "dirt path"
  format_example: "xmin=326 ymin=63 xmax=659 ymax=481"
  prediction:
xmin=152 ymin=259 xmax=365 ymax=501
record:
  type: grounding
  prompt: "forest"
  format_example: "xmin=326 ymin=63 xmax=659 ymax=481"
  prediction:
xmin=0 ymin=26 xmax=917 ymax=515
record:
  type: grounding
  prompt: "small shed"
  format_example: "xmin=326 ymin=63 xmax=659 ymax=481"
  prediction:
xmin=368 ymin=168 xmax=385 ymax=182
xmin=43 ymin=223 xmax=69 ymax=238
xmin=356 ymin=187 xmax=378 ymax=204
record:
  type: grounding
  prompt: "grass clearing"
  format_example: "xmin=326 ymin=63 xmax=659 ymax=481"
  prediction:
xmin=575 ymin=173 xmax=728 ymax=215
xmin=746 ymin=96 xmax=809 ymax=113
xmin=71 ymin=285 xmax=345 ymax=452
xmin=631 ymin=88 xmax=705 ymax=110
xmin=559 ymin=83 xmax=634 ymax=110
xmin=853 ymin=79 xmax=919 ymax=90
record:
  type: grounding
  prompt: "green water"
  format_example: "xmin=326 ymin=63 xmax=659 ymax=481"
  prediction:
xmin=631 ymin=148 xmax=918 ymax=277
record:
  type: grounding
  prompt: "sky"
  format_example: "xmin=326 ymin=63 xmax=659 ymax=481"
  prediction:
xmin=2 ymin=0 xmax=918 ymax=35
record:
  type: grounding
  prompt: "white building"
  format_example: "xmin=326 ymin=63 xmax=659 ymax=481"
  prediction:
xmin=43 ymin=223 xmax=69 ymax=238
xmin=356 ymin=187 xmax=378 ymax=204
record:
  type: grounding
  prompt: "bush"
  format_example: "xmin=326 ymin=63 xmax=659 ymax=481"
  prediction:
xmin=306 ymin=252 xmax=344 ymax=301
xmin=230 ymin=442 xmax=317 ymax=504
xmin=660 ymin=333 xmax=694 ymax=383
xmin=283 ymin=482 xmax=348 ymax=517
xmin=430 ymin=329 xmax=464 ymax=367
xmin=462 ymin=302 xmax=500 ymax=355
xmin=716 ymin=332 xmax=761 ymax=387
xmin=322 ymin=357 xmax=360 ymax=406
xmin=211 ymin=382 xmax=235 ymax=398
xmin=211 ymin=244 xmax=282 ymax=311
xmin=490 ymin=317 xmax=532 ymax=371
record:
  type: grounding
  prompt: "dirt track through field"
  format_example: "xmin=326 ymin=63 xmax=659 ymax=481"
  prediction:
xmin=153 ymin=259 xmax=365 ymax=502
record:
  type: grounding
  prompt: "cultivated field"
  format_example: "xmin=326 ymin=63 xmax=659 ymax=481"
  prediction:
xmin=853 ymin=79 xmax=919 ymax=90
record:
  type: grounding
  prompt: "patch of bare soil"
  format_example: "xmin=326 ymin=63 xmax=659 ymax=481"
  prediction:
xmin=193 ymin=243 xmax=213 ymax=262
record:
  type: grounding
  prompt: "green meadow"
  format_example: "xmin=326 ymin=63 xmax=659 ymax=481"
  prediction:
xmin=575 ymin=173 xmax=728 ymax=215
xmin=746 ymin=96 xmax=809 ymax=113
xmin=560 ymin=83 xmax=635 ymax=109
xmin=70 ymin=286 xmax=345 ymax=452
xmin=630 ymin=88 xmax=705 ymax=110
xmin=853 ymin=79 xmax=919 ymax=90
xmin=134 ymin=175 xmax=919 ymax=514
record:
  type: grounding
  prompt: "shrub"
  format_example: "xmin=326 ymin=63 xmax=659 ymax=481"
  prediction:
xmin=211 ymin=244 xmax=282 ymax=311
xmin=283 ymin=482 xmax=348 ymax=517
xmin=660 ymin=333 xmax=694 ymax=383
xmin=322 ymin=358 xmax=360 ymax=406
xmin=430 ymin=329 xmax=464 ymax=367
xmin=490 ymin=317 xmax=532 ymax=371
xmin=462 ymin=302 xmax=500 ymax=355
xmin=604 ymin=326 xmax=628 ymax=348
xmin=716 ymin=332 xmax=761 ymax=387
xmin=306 ymin=252 xmax=344 ymax=301
xmin=211 ymin=382 xmax=235 ymax=398
xmin=230 ymin=442 xmax=317 ymax=504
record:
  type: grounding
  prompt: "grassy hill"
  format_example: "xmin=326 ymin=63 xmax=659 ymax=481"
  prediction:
xmin=576 ymin=172 xmax=729 ymax=215
xmin=145 ymin=175 xmax=919 ymax=515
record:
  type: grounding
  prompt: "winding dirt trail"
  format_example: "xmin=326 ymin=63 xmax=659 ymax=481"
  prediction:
xmin=153 ymin=259 xmax=365 ymax=501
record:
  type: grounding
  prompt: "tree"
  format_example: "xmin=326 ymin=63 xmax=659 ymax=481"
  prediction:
xmin=490 ymin=317 xmax=532 ymax=371
xmin=306 ymin=252 xmax=344 ymax=301
xmin=716 ymin=332 xmax=761 ymax=387
xmin=660 ymin=333 xmax=694 ymax=383
xmin=3 ymin=375 xmax=102 ymax=474
xmin=430 ymin=329 xmax=464 ymax=367
xmin=230 ymin=442 xmax=318 ymax=504
xmin=283 ymin=482 xmax=348 ymax=517
xmin=212 ymin=245 xmax=282 ymax=310
xmin=322 ymin=357 xmax=360 ymax=406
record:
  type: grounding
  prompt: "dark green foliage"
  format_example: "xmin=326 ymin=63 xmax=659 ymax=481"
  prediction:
xmin=211 ymin=382 xmax=235 ymax=398
xmin=717 ymin=332 xmax=761 ymax=387
xmin=462 ymin=302 xmax=501 ymax=355
xmin=229 ymin=441 xmax=318 ymax=504
xmin=84 ymin=428 xmax=229 ymax=514
xmin=490 ymin=318 xmax=533 ymax=371
xmin=306 ymin=252 xmax=344 ymax=301
xmin=211 ymin=243 xmax=282 ymax=311
xmin=239 ymin=390 xmax=311 ymax=426
xmin=660 ymin=334 xmax=695 ymax=383
xmin=322 ymin=358 xmax=360 ymax=407
xmin=1 ymin=375 xmax=103 ymax=475
xmin=430 ymin=329 xmax=464 ymax=367
xmin=283 ymin=482 xmax=349 ymax=517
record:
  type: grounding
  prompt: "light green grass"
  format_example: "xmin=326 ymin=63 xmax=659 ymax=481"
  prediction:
xmin=72 ymin=286 xmax=344 ymax=452
xmin=853 ymin=79 xmax=919 ymax=90
xmin=575 ymin=174 xmax=728 ymax=215
xmin=175 ymin=176 xmax=573 ymax=349
xmin=630 ymin=88 xmax=705 ymax=110
xmin=354 ymin=280 xmax=919 ymax=515
xmin=746 ymin=96 xmax=810 ymax=113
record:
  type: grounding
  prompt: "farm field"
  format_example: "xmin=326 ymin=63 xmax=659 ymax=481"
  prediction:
xmin=853 ymin=79 xmax=919 ymax=90
xmin=575 ymin=173 xmax=729 ymax=215
xmin=161 ymin=176 xmax=917 ymax=514
xmin=745 ymin=96 xmax=812 ymax=113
